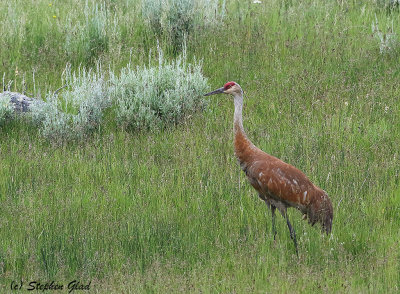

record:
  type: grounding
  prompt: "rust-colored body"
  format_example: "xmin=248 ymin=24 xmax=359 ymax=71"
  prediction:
xmin=234 ymin=122 xmax=333 ymax=235
xmin=204 ymin=81 xmax=333 ymax=254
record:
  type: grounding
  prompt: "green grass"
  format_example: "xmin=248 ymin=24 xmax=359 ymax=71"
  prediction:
xmin=1 ymin=0 xmax=400 ymax=292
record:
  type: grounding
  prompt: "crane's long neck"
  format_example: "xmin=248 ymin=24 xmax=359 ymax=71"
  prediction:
xmin=233 ymin=92 xmax=254 ymax=166
xmin=233 ymin=92 xmax=245 ymax=135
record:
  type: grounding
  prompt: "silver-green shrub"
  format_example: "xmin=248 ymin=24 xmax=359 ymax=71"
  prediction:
xmin=142 ymin=0 xmax=225 ymax=48
xmin=0 ymin=93 xmax=14 ymax=126
xmin=372 ymin=16 xmax=398 ymax=54
xmin=64 ymin=2 xmax=110 ymax=62
xmin=31 ymin=65 xmax=110 ymax=141
xmin=109 ymin=49 xmax=208 ymax=130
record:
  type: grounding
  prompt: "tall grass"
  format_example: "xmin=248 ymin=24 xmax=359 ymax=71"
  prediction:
xmin=0 ymin=0 xmax=399 ymax=292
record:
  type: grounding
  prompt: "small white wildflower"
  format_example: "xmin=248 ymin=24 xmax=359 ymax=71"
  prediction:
xmin=344 ymin=101 xmax=348 ymax=106
xmin=253 ymin=0 xmax=262 ymax=3
xmin=384 ymin=106 xmax=389 ymax=113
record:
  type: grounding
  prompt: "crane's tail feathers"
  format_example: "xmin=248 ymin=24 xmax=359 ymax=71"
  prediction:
xmin=307 ymin=193 xmax=333 ymax=235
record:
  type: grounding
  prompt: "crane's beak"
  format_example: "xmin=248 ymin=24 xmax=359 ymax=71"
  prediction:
xmin=204 ymin=87 xmax=225 ymax=96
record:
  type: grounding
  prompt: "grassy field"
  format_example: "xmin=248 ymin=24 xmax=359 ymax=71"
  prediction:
xmin=1 ymin=0 xmax=400 ymax=292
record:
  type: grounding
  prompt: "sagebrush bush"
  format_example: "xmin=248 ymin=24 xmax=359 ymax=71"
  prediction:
xmin=64 ymin=2 xmax=110 ymax=63
xmin=0 ymin=93 xmax=14 ymax=126
xmin=29 ymin=48 xmax=207 ymax=140
xmin=109 ymin=48 xmax=208 ymax=130
xmin=372 ymin=16 xmax=398 ymax=54
xmin=31 ymin=65 xmax=110 ymax=141
xmin=142 ymin=0 xmax=225 ymax=50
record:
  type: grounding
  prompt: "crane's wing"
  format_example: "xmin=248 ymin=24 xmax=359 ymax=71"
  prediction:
xmin=246 ymin=155 xmax=315 ymax=208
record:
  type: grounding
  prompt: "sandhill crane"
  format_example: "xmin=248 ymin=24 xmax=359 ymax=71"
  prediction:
xmin=204 ymin=82 xmax=333 ymax=255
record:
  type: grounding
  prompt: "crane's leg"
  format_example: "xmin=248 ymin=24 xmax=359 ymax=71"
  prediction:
xmin=271 ymin=205 xmax=277 ymax=241
xmin=263 ymin=199 xmax=277 ymax=240
xmin=285 ymin=215 xmax=298 ymax=256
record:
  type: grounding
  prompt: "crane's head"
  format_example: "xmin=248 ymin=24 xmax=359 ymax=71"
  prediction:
xmin=204 ymin=81 xmax=243 ymax=97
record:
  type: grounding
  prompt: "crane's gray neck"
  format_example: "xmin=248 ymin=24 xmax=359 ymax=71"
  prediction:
xmin=233 ymin=91 xmax=245 ymax=135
